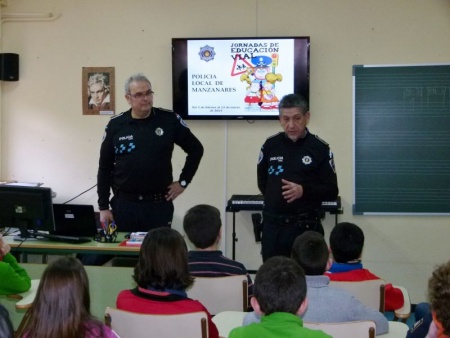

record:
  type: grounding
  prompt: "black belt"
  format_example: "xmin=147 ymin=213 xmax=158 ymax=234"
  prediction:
xmin=263 ymin=211 xmax=322 ymax=226
xmin=116 ymin=191 xmax=165 ymax=203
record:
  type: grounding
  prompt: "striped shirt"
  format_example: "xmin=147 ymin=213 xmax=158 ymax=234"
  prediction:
xmin=187 ymin=250 xmax=254 ymax=303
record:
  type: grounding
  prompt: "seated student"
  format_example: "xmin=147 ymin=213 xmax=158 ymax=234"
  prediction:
xmin=243 ymin=231 xmax=389 ymax=335
xmin=229 ymin=256 xmax=331 ymax=338
xmin=116 ymin=227 xmax=219 ymax=338
xmin=425 ymin=260 xmax=450 ymax=338
xmin=407 ymin=260 xmax=450 ymax=338
xmin=0 ymin=234 xmax=31 ymax=295
xmin=183 ymin=204 xmax=253 ymax=302
xmin=16 ymin=256 xmax=117 ymax=338
xmin=0 ymin=304 xmax=14 ymax=338
xmin=327 ymin=222 xmax=404 ymax=311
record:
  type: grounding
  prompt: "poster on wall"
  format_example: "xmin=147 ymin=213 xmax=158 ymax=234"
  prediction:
xmin=82 ymin=67 xmax=115 ymax=115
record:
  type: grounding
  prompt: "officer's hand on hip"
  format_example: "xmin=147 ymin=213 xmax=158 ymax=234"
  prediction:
xmin=166 ymin=182 xmax=185 ymax=201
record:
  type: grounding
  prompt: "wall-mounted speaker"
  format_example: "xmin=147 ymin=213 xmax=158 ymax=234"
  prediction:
xmin=0 ymin=53 xmax=19 ymax=81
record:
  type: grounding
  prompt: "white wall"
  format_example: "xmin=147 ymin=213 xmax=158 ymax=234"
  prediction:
xmin=1 ymin=0 xmax=450 ymax=303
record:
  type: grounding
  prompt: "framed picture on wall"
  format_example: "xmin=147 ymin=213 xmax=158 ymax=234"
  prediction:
xmin=82 ymin=67 xmax=115 ymax=115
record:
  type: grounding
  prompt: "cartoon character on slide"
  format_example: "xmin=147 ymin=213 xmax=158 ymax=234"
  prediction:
xmin=261 ymin=74 xmax=282 ymax=109
xmin=240 ymin=75 xmax=260 ymax=109
xmin=240 ymin=55 xmax=282 ymax=110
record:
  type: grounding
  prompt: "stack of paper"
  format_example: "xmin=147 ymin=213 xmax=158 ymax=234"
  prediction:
xmin=125 ymin=232 xmax=147 ymax=246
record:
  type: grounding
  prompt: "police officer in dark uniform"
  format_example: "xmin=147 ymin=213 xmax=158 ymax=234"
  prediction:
xmin=97 ymin=73 xmax=203 ymax=233
xmin=257 ymin=93 xmax=338 ymax=261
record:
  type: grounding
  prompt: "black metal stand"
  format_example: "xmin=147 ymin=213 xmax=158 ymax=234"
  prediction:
xmin=226 ymin=196 xmax=343 ymax=261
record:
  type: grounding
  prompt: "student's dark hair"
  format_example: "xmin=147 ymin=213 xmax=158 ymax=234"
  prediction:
xmin=134 ymin=227 xmax=194 ymax=290
xmin=0 ymin=304 xmax=13 ymax=338
xmin=18 ymin=256 xmax=104 ymax=338
xmin=254 ymin=256 xmax=306 ymax=316
xmin=291 ymin=231 xmax=329 ymax=275
xmin=278 ymin=93 xmax=309 ymax=114
xmin=183 ymin=204 xmax=221 ymax=249
xmin=428 ymin=260 xmax=450 ymax=336
xmin=330 ymin=222 xmax=365 ymax=263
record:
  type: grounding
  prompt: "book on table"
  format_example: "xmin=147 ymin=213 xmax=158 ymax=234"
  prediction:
xmin=121 ymin=232 xmax=147 ymax=246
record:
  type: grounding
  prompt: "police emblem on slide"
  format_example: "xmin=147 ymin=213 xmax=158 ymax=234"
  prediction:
xmin=302 ymin=156 xmax=312 ymax=165
xmin=198 ymin=45 xmax=216 ymax=62
xmin=155 ymin=128 xmax=164 ymax=136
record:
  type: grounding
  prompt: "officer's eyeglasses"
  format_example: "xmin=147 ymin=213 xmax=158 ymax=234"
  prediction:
xmin=128 ymin=90 xmax=154 ymax=99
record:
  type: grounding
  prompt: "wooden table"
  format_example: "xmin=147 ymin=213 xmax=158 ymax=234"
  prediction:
xmin=4 ymin=232 xmax=139 ymax=262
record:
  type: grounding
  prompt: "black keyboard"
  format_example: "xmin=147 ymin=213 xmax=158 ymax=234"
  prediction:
xmin=227 ymin=195 xmax=342 ymax=212
xmin=37 ymin=232 xmax=92 ymax=244
xmin=227 ymin=194 xmax=264 ymax=211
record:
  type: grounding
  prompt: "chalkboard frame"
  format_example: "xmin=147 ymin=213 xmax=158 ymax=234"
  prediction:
xmin=353 ymin=63 xmax=450 ymax=215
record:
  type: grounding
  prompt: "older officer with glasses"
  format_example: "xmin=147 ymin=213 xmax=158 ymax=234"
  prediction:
xmin=97 ymin=73 xmax=204 ymax=234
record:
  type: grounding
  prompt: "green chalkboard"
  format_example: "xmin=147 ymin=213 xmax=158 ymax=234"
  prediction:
xmin=353 ymin=64 xmax=450 ymax=214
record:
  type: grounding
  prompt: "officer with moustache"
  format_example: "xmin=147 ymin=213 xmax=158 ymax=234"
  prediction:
xmin=257 ymin=93 xmax=338 ymax=261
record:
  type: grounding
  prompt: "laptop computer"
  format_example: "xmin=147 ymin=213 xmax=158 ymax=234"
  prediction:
xmin=51 ymin=204 xmax=99 ymax=238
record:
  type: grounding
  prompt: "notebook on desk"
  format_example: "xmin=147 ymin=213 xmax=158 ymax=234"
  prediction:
xmin=51 ymin=204 xmax=99 ymax=238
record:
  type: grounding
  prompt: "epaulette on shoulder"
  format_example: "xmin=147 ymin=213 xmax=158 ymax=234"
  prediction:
xmin=157 ymin=107 xmax=175 ymax=113
xmin=315 ymin=135 xmax=329 ymax=146
xmin=266 ymin=132 xmax=283 ymax=141
xmin=110 ymin=112 xmax=125 ymax=120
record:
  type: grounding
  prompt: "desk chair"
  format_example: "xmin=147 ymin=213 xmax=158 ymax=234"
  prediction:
xmin=391 ymin=285 xmax=412 ymax=322
xmin=7 ymin=279 xmax=40 ymax=310
xmin=304 ymin=320 xmax=376 ymax=338
xmin=187 ymin=275 xmax=248 ymax=315
xmin=105 ymin=307 xmax=208 ymax=338
xmin=212 ymin=311 xmax=247 ymax=338
xmin=330 ymin=279 xmax=385 ymax=312
xmin=329 ymin=279 xmax=411 ymax=322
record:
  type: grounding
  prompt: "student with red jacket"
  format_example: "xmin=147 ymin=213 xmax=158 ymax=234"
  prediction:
xmin=326 ymin=222 xmax=404 ymax=311
xmin=116 ymin=228 xmax=218 ymax=338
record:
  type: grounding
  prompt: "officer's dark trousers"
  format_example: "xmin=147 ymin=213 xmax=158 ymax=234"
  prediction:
xmin=261 ymin=219 xmax=324 ymax=262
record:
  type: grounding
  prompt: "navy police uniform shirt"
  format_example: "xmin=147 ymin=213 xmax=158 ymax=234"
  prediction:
xmin=257 ymin=129 xmax=338 ymax=214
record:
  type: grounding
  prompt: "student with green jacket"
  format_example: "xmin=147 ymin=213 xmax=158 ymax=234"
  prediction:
xmin=0 ymin=235 xmax=31 ymax=295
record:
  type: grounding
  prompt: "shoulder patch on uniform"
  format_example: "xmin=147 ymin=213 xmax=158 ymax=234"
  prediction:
xmin=315 ymin=135 xmax=329 ymax=146
xmin=176 ymin=113 xmax=188 ymax=128
xmin=101 ymin=130 xmax=107 ymax=142
xmin=258 ymin=150 xmax=264 ymax=164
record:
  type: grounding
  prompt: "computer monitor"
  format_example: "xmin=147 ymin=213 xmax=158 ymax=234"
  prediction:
xmin=0 ymin=185 xmax=56 ymax=238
